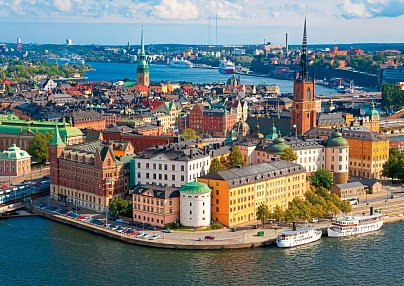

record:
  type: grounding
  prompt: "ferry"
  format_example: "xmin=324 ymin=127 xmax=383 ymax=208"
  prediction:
xmin=169 ymin=58 xmax=193 ymax=68
xmin=327 ymin=207 xmax=383 ymax=238
xmin=48 ymin=56 xmax=85 ymax=65
xmin=219 ymin=60 xmax=235 ymax=74
xmin=276 ymin=224 xmax=322 ymax=248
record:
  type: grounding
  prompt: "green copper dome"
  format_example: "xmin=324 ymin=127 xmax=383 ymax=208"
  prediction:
xmin=326 ymin=131 xmax=349 ymax=148
xmin=179 ymin=181 xmax=212 ymax=194
xmin=267 ymin=133 xmax=289 ymax=154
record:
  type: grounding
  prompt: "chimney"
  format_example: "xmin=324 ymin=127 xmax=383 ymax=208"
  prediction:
xmin=370 ymin=206 xmax=373 ymax=215
xmin=190 ymin=148 xmax=194 ymax=158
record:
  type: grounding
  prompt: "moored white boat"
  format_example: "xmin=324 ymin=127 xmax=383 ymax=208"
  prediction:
xmin=276 ymin=225 xmax=322 ymax=248
xmin=327 ymin=207 xmax=383 ymax=238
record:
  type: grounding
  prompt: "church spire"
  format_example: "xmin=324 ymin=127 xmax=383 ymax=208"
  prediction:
xmin=51 ymin=125 xmax=64 ymax=145
xmin=299 ymin=17 xmax=308 ymax=81
xmin=140 ymin=24 xmax=145 ymax=56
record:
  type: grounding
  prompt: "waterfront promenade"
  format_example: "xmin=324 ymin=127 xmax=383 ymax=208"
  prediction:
xmin=29 ymin=191 xmax=404 ymax=250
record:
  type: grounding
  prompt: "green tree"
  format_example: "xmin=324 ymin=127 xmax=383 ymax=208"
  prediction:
xmin=109 ymin=198 xmax=131 ymax=217
xmin=284 ymin=205 xmax=299 ymax=222
xmin=227 ymin=146 xmax=246 ymax=168
xmin=309 ymin=169 xmax=334 ymax=190
xmin=280 ymin=147 xmax=298 ymax=162
xmin=180 ymin=128 xmax=200 ymax=140
xmin=28 ymin=131 xmax=53 ymax=163
xmin=340 ymin=200 xmax=352 ymax=214
xmin=382 ymin=147 xmax=404 ymax=182
xmin=256 ymin=204 xmax=271 ymax=224
xmin=209 ymin=158 xmax=225 ymax=174
xmin=271 ymin=205 xmax=285 ymax=222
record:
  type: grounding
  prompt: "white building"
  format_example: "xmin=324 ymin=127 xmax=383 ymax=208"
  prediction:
xmin=179 ymin=181 xmax=211 ymax=227
xmin=135 ymin=144 xmax=211 ymax=188
xmin=289 ymin=140 xmax=325 ymax=173
xmin=325 ymin=131 xmax=349 ymax=184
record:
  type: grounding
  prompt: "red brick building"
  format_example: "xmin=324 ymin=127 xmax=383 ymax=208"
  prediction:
xmin=188 ymin=104 xmax=237 ymax=137
xmin=49 ymin=126 xmax=135 ymax=212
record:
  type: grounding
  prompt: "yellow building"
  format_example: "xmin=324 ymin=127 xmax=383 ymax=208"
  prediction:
xmin=344 ymin=130 xmax=389 ymax=179
xmin=306 ymin=128 xmax=389 ymax=179
xmin=198 ymin=161 xmax=306 ymax=227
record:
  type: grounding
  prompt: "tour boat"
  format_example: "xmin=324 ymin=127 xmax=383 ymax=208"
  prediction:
xmin=327 ymin=207 xmax=383 ymax=238
xmin=169 ymin=59 xmax=193 ymax=68
xmin=276 ymin=224 xmax=322 ymax=248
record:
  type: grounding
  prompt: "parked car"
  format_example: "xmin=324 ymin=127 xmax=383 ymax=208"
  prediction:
xmin=60 ymin=203 xmax=68 ymax=207
xmin=116 ymin=219 xmax=125 ymax=223
xmin=204 ymin=235 xmax=215 ymax=240
xmin=137 ymin=232 xmax=146 ymax=238
xmin=161 ymin=229 xmax=173 ymax=233
xmin=142 ymin=233 xmax=151 ymax=239
xmin=310 ymin=218 xmax=319 ymax=223
xmin=149 ymin=235 xmax=160 ymax=240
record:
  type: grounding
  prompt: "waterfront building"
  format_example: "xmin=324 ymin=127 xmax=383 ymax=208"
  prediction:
xmin=291 ymin=19 xmax=317 ymax=135
xmin=0 ymin=115 xmax=84 ymax=151
xmin=131 ymin=184 xmax=180 ymax=228
xmin=136 ymin=26 xmax=150 ymax=87
xmin=135 ymin=143 xmax=211 ymax=188
xmin=49 ymin=126 xmax=135 ymax=212
xmin=179 ymin=181 xmax=212 ymax=228
xmin=306 ymin=128 xmax=389 ymax=179
xmin=325 ymin=131 xmax=349 ymax=184
xmin=0 ymin=144 xmax=31 ymax=178
xmin=198 ymin=161 xmax=306 ymax=227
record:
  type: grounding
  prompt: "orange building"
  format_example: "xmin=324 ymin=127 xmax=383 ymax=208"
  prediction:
xmin=198 ymin=161 xmax=306 ymax=227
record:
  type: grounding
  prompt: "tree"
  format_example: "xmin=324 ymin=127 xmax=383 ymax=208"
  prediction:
xmin=284 ymin=205 xmax=299 ymax=222
xmin=209 ymin=158 xmax=225 ymax=174
xmin=382 ymin=147 xmax=404 ymax=182
xmin=256 ymin=204 xmax=270 ymax=224
xmin=227 ymin=146 xmax=245 ymax=168
xmin=309 ymin=169 xmax=334 ymax=190
xmin=271 ymin=205 xmax=285 ymax=222
xmin=109 ymin=198 xmax=131 ymax=217
xmin=280 ymin=147 xmax=298 ymax=162
xmin=340 ymin=200 xmax=352 ymax=214
xmin=28 ymin=131 xmax=53 ymax=163
xmin=180 ymin=128 xmax=200 ymax=140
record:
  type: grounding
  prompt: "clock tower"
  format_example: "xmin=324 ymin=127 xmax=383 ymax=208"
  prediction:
xmin=291 ymin=18 xmax=317 ymax=135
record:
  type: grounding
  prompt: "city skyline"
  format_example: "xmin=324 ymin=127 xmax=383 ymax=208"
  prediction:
xmin=0 ymin=0 xmax=403 ymax=45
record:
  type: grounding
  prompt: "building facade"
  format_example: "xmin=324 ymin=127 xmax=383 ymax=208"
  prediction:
xmin=131 ymin=184 xmax=180 ymax=228
xmin=179 ymin=181 xmax=212 ymax=228
xmin=49 ymin=126 xmax=135 ymax=212
xmin=0 ymin=144 xmax=31 ymax=177
xmin=198 ymin=161 xmax=306 ymax=227
xmin=135 ymin=144 xmax=211 ymax=188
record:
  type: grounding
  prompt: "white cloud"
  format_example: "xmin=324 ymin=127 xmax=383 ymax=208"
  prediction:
xmin=337 ymin=0 xmax=404 ymax=19
xmin=153 ymin=0 xmax=200 ymax=20
xmin=53 ymin=0 xmax=72 ymax=12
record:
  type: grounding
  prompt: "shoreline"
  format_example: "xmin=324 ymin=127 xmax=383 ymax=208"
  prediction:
xmin=26 ymin=206 xmax=404 ymax=251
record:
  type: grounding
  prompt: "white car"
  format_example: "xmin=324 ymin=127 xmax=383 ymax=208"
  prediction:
xmin=310 ymin=218 xmax=319 ymax=223
xmin=149 ymin=235 xmax=160 ymax=240
xmin=142 ymin=233 xmax=151 ymax=239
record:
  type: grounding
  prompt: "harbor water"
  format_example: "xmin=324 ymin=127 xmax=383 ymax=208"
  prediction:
xmin=0 ymin=216 xmax=402 ymax=286
xmin=85 ymin=62 xmax=335 ymax=95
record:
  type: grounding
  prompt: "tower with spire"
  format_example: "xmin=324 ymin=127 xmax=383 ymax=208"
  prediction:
xmin=48 ymin=125 xmax=66 ymax=201
xmin=136 ymin=25 xmax=150 ymax=87
xmin=291 ymin=18 xmax=317 ymax=135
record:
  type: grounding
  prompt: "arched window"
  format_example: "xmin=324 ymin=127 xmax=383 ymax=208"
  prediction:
xmin=306 ymin=88 xmax=311 ymax=100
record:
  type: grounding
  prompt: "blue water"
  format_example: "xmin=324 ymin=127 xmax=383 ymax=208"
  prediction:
xmin=0 ymin=216 xmax=402 ymax=286
xmin=85 ymin=62 xmax=335 ymax=95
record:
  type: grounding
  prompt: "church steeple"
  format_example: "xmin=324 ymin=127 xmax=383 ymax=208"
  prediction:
xmin=51 ymin=125 xmax=64 ymax=145
xmin=298 ymin=17 xmax=308 ymax=82
xmin=136 ymin=25 xmax=150 ymax=87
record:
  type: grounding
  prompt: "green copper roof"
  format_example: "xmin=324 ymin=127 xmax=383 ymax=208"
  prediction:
xmin=326 ymin=131 xmax=349 ymax=148
xmin=267 ymin=133 xmax=289 ymax=154
xmin=366 ymin=102 xmax=379 ymax=117
xmin=0 ymin=144 xmax=30 ymax=159
xmin=51 ymin=125 xmax=65 ymax=145
xmin=0 ymin=118 xmax=83 ymax=138
xmin=179 ymin=181 xmax=211 ymax=194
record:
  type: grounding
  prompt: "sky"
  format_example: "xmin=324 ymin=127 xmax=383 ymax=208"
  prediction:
xmin=0 ymin=0 xmax=403 ymax=45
